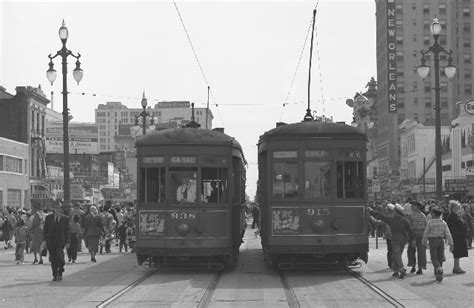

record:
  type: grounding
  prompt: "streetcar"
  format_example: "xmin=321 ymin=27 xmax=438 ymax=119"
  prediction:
xmin=257 ymin=119 xmax=368 ymax=268
xmin=134 ymin=116 xmax=247 ymax=269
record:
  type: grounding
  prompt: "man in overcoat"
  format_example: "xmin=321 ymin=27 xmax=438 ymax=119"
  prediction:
xmin=43 ymin=202 xmax=70 ymax=281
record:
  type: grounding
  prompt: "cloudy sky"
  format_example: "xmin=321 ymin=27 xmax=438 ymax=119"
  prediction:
xmin=1 ymin=0 xmax=376 ymax=200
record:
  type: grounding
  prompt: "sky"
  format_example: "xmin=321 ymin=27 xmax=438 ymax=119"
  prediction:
xmin=0 ymin=0 xmax=376 ymax=200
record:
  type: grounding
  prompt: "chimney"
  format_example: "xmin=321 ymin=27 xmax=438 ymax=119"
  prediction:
xmin=212 ymin=128 xmax=224 ymax=133
xmin=276 ymin=122 xmax=287 ymax=127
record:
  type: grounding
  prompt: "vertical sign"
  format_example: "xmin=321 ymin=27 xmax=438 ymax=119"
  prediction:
xmin=387 ymin=0 xmax=397 ymax=113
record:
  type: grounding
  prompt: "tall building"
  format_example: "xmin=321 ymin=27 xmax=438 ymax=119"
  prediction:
xmin=375 ymin=0 xmax=474 ymax=197
xmin=0 ymin=85 xmax=52 ymax=208
xmin=95 ymin=101 xmax=213 ymax=151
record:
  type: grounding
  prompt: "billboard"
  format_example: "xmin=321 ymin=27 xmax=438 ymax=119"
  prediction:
xmin=45 ymin=124 xmax=99 ymax=154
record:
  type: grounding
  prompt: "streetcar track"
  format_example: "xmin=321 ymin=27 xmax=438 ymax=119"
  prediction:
xmin=278 ymin=270 xmax=301 ymax=308
xmin=197 ymin=271 xmax=222 ymax=308
xmin=96 ymin=269 xmax=158 ymax=308
xmin=345 ymin=267 xmax=405 ymax=308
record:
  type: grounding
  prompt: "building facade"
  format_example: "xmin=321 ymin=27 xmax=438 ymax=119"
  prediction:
xmin=0 ymin=85 xmax=53 ymax=208
xmin=0 ymin=138 xmax=29 ymax=209
xmin=95 ymin=101 xmax=213 ymax=151
xmin=374 ymin=0 xmax=474 ymax=197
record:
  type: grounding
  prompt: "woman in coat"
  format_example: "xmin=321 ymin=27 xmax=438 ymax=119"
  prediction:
xmin=447 ymin=200 xmax=468 ymax=274
xmin=83 ymin=206 xmax=104 ymax=262
xmin=30 ymin=203 xmax=44 ymax=264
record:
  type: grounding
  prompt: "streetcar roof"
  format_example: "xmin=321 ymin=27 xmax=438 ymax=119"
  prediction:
xmin=136 ymin=127 xmax=243 ymax=150
xmin=258 ymin=121 xmax=366 ymax=143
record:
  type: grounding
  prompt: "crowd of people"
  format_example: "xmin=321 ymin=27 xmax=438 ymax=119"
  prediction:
xmin=0 ymin=200 xmax=137 ymax=282
xmin=368 ymin=198 xmax=472 ymax=282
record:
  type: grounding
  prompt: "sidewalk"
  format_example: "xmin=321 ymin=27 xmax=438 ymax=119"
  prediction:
xmin=364 ymin=236 xmax=474 ymax=307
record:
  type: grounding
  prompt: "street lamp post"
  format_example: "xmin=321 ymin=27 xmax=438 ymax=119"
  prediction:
xmin=417 ymin=17 xmax=456 ymax=200
xmin=46 ymin=20 xmax=83 ymax=210
xmin=135 ymin=91 xmax=154 ymax=135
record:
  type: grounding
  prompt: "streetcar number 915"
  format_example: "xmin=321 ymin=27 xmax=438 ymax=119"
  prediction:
xmin=171 ymin=212 xmax=196 ymax=220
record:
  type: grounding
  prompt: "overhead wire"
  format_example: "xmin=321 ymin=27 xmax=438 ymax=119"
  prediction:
xmin=172 ymin=0 xmax=225 ymax=127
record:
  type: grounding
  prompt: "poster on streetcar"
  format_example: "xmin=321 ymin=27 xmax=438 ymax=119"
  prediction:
xmin=138 ymin=211 xmax=165 ymax=237
xmin=45 ymin=124 xmax=99 ymax=154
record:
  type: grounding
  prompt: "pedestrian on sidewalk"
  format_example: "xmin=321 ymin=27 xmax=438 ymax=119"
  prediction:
xmin=14 ymin=219 xmax=28 ymax=264
xmin=67 ymin=215 xmax=82 ymax=263
xmin=43 ymin=202 xmax=70 ymax=282
xmin=422 ymin=206 xmax=453 ymax=282
xmin=447 ymin=200 xmax=468 ymax=274
xmin=30 ymin=203 xmax=44 ymax=265
xmin=117 ymin=220 xmax=128 ymax=253
xmin=407 ymin=201 xmax=427 ymax=275
xmin=2 ymin=216 xmax=13 ymax=249
xmin=368 ymin=203 xmax=414 ymax=279
xmin=83 ymin=205 xmax=104 ymax=262
xmin=369 ymin=203 xmax=394 ymax=270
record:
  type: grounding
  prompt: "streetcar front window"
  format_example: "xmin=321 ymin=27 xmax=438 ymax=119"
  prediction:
xmin=201 ymin=168 xmax=228 ymax=203
xmin=272 ymin=162 xmax=298 ymax=199
xmin=304 ymin=162 xmax=331 ymax=198
xmin=170 ymin=168 xmax=199 ymax=204
xmin=336 ymin=161 xmax=364 ymax=198
xmin=139 ymin=167 xmax=166 ymax=203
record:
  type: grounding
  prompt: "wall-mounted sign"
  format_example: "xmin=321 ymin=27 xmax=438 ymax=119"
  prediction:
xmin=465 ymin=100 xmax=474 ymax=115
xmin=387 ymin=0 xmax=397 ymax=113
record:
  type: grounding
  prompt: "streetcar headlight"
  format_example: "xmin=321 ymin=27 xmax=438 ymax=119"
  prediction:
xmin=311 ymin=219 xmax=326 ymax=233
xmin=176 ymin=223 xmax=190 ymax=236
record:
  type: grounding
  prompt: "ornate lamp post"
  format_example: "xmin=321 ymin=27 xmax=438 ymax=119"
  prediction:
xmin=46 ymin=20 xmax=83 ymax=210
xmin=417 ymin=17 xmax=456 ymax=200
xmin=135 ymin=91 xmax=154 ymax=135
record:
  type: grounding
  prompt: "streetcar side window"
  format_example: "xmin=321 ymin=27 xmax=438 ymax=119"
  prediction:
xmin=139 ymin=167 xmax=166 ymax=203
xmin=272 ymin=162 xmax=298 ymax=199
xmin=169 ymin=168 xmax=199 ymax=204
xmin=201 ymin=167 xmax=228 ymax=203
xmin=304 ymin=162 xmax=331 ymax=198
xmin=336 ymin=161 xmax=364 ymax=198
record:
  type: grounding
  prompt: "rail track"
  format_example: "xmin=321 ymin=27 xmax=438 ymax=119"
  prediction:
xmin=97 ymin=264 xmax=404 ymax=308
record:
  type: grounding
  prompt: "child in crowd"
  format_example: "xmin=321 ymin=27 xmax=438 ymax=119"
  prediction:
xmin=117 ymin=220 xmax=128 ymax=253
xmin=422 ymin=206 xmax=453 ymax=282
xmin=14 ymin=219 xmax=28 ymax=265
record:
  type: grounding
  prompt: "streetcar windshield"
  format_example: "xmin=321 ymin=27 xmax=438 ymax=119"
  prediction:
xmin=272 ymin=161 xmax=298 ymax=199
xmin=139 ymin=167 xmax=166 ymax=203
xmin=170 ymin=168 xmax=199 ymax=204
xmin=336 ymin=161 xmax=364 ymax=198
xmin=201 ymin=167 xmax=228 ymax=203
xmin=304 ymin=161 xmax=331 ymax=198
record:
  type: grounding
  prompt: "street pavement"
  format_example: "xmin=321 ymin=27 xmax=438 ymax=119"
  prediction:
xmin=0 ymin=233 xmax=474 ymax=307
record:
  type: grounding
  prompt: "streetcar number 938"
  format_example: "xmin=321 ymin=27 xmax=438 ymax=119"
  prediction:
xmin=307 ymin=208 xmax=330 ymax=216
xmin=171 ymin=212 xmax=196 ymax=220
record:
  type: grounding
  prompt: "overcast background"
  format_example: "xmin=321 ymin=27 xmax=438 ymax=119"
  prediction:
xmin=1 ymin=0 xmax=376 ymax=200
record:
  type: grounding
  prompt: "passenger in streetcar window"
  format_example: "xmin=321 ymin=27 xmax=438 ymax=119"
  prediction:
xmin=177 ymin=176 xmax=197 ymax=203
xmin=207 ymin=182 xmax=219 ymax=203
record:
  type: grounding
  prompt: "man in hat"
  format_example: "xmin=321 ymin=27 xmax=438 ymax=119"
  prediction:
xmin=407 ymin=201 xmax=427 ymax=274
xmin=422 ymin=206 xmax=453 ymax=282
xmin=368 ymin=203 xmax=414 ymax=279
xmin=42 ymin=202 xmax=70 ymax=281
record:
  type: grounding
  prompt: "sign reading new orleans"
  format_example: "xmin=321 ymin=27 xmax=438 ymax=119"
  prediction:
xmin=387 ymin=0 xmax=397 ymax=113
xmin=45 ymin=125 xmax=99 ymax=154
